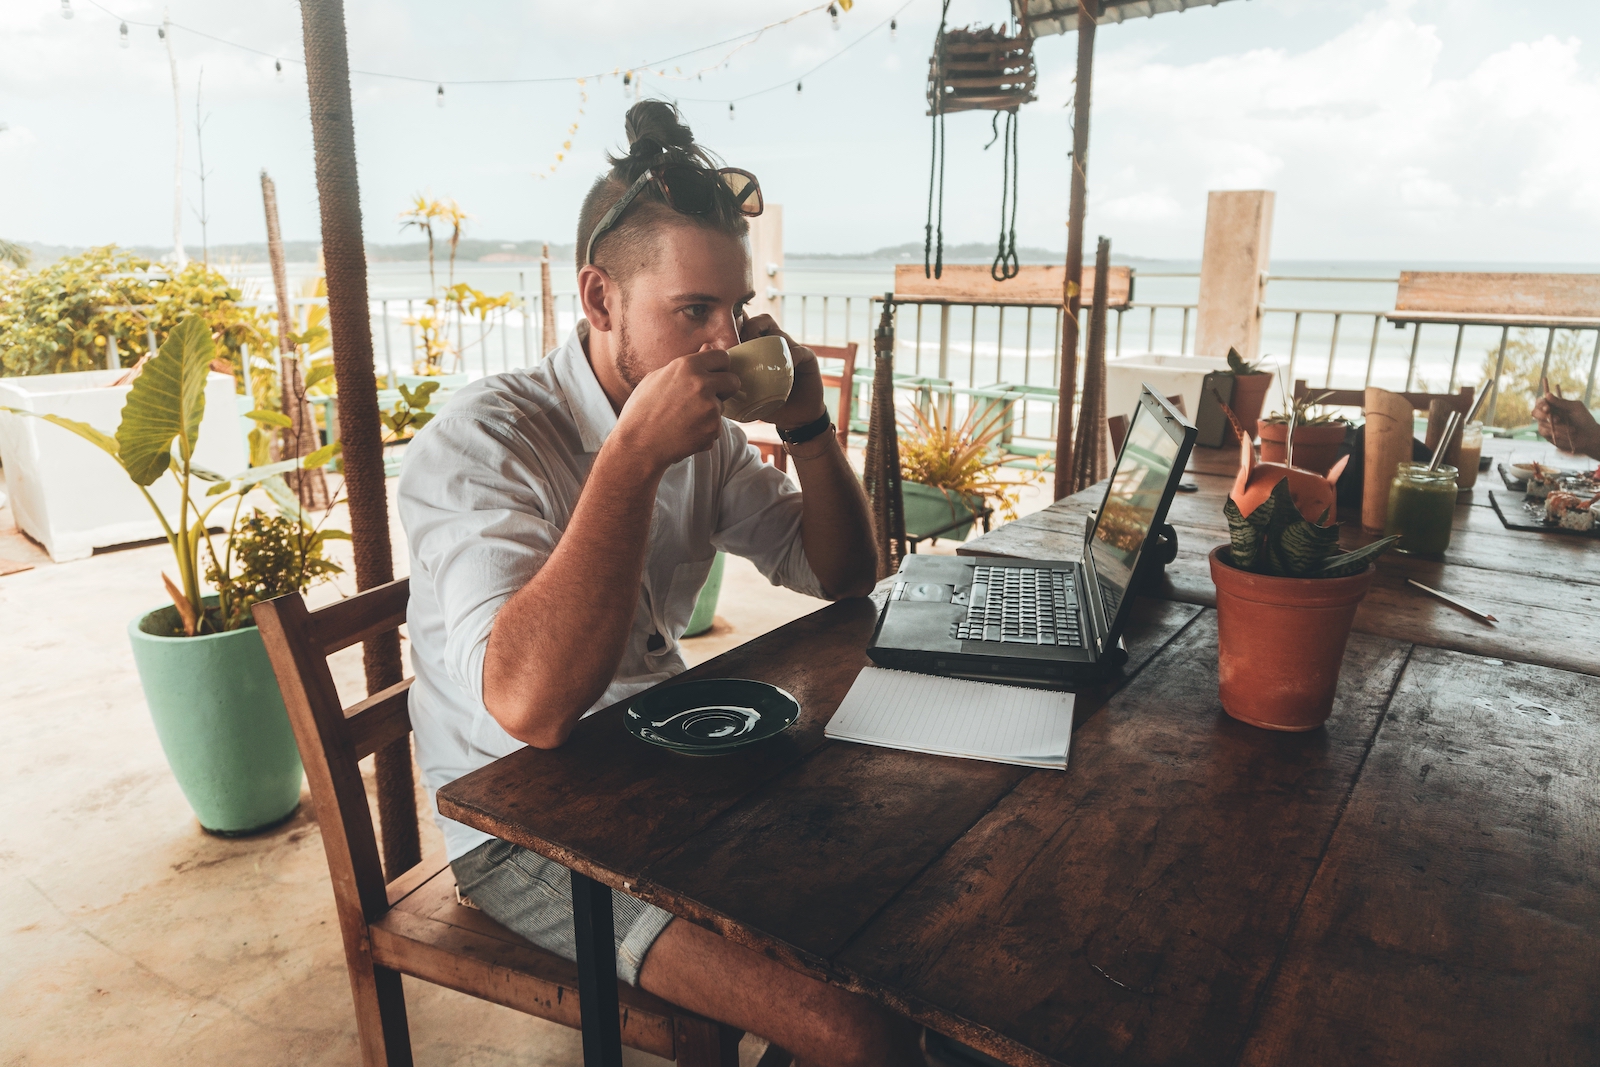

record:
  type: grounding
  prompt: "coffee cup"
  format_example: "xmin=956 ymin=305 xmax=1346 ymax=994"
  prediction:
xmin=722 ymin=334 xmax=794 ymax=423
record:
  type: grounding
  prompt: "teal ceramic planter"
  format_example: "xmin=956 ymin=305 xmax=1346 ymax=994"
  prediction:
xmin=683 ymin=552 xmax=727 ymax=638
xmin=902 ymin=481 xmax=983 ymax=543
xmin=127 ymin=604 xmax=303 ymax=835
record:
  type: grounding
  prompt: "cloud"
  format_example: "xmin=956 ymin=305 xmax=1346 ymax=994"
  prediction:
xmin=1049 ymin=5 xmax=1600 ymax=258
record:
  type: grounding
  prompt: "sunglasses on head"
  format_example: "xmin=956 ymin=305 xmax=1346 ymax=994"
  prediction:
xmin=585 ymin=165 xmax=763 ymax=266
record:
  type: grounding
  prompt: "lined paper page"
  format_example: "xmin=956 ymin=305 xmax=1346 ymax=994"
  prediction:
xmin=824 ymin=667 xmax=1075 ymax=770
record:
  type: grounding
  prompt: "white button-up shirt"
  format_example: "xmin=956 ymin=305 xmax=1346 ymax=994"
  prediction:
xmin=399 ymin=322 xmax=824 ymax=860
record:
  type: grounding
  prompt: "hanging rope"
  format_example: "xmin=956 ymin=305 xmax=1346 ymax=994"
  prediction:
xmin=990 ymin=108 xmax=1020 ymax=281
xmin=924 ymin=0 xmax=951 ymax=279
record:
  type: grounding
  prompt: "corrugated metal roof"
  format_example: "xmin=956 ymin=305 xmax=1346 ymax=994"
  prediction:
xmin=1014 ymin=0 xmax=1250 ymax=37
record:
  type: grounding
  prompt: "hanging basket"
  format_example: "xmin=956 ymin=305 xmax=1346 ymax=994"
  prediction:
xmin=927 ymin=26 xmax=1038 ymax=115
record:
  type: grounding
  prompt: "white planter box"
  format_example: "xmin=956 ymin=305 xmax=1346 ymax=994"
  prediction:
xmin=1105 ymin=353 xmax=1233 ymax=426
xmin=0 ymin=369 xmax=247 ymax=562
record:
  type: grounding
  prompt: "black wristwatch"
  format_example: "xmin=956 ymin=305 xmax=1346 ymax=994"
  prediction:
xmin=777 ymin=408 xmax=833 ymax=447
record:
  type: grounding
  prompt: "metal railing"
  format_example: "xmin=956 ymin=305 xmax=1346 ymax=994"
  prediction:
xmin=252 ymin=269 xmax=1599 ymax=443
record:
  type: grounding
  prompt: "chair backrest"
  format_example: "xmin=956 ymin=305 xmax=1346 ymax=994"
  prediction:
xmin=254 ymin=580 xmax=416 ymax=927
xmin=811 ymin=342 xmax=858 ymax=450
xmin=1293 ymin=379 xmax=1473 ymax=413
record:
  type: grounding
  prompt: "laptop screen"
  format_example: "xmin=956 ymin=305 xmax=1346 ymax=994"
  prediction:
xmin=1088 ymin=399 xmax=1185 ymax=626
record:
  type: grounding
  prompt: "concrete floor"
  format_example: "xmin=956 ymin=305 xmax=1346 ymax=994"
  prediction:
xmin=0 ymin=462 xmax=1050 ymax=1066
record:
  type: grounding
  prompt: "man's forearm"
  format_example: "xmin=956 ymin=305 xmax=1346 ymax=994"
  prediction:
xmin=482 ymin=442 xmax=661 ymax=748
xmin=788 ymin=432 xmax=877 ymax=599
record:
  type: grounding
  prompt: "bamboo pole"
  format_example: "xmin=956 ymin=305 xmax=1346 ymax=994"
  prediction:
xmin=863 ymin=296 xmax=906 ymax=578
xmin=1053 ymin=0 xmax=1097 ymax=500
xmin=261 ymin=170 xmax=329 ymax=510
xmin=1071 ymin=236 xmax=1111 ymax=492
xmin=301 ymin=0 xmax=418 ymax=877
xmin=541 ymin=243 xmax=558 ymax=356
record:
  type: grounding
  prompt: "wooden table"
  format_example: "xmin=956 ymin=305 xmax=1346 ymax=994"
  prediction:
xmin=967 ymin=437 xmax=1600 ymax=677
xmin=438 ymin=452 xmax=1600 ymax=1066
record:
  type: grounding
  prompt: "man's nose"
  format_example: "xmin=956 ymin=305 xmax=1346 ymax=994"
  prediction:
xmin=708 ymin=317 xmax=740 ymax=351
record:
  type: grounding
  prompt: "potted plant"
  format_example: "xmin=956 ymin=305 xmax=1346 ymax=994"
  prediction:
xmin=1259 ymin=390 xmax=1351 ymax=475
xmin=1210 ymin=430 xmax=1398 ymax=732
xmin=898 ymin=400 xmax=1041 ymax=544
xmin=1220 ymin=347 xmax=1275 ymax=442
xmin=3 ymin=317 xmax=357 ymax=834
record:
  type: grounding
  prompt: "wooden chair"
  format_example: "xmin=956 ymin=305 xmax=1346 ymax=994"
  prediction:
xmin=1292 ymin=379 xmax=1474 ymax=413
xmin=253 ymin=580 xmax=747 ymax=1067
xmin=810 ymin=342 xmax=858 ymax=451
xmin=1107 ymin=393 xmax=1186 ymax=456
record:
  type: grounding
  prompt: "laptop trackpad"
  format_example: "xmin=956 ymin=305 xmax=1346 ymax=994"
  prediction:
xmin=899 ymin=581 xmax=952 ymax=603
xmin=876 ymin=601 xmax=962 ymax=653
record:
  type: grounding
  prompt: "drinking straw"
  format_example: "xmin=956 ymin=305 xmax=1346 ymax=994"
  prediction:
xmin=1427 ymin=410 xmax=1461 ymax=472
xmin=1407 ymin=578 xmax=1497 ymax=624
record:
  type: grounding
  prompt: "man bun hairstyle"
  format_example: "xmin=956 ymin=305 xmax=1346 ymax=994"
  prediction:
xmin=576 ymin=101 xmax=749 ymax=278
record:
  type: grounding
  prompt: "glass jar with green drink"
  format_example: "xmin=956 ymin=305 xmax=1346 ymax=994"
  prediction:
xmin=1385 ymin=463 xmax=1458 ymax=556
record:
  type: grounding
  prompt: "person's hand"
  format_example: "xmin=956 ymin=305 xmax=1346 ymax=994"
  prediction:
xmin=1533 ymin=389 xmax=1600 ymax=459
xmin=612 ymin=346 xmax=741 ymax=471
xmin=740 ymin=313 xmax=826 ymax=432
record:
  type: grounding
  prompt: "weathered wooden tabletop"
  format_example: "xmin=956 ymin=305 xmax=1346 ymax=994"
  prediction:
xmin=963 ymin=436 xmax=1600 ymax=677
xmin=439 ymin=536 xmax=1600 ymax=1064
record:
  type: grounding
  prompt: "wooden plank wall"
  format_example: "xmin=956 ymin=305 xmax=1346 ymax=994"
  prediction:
xmin=893 ymin=263 xmax=1132 ymax=308
xmin=1396 ymin=271 xmax=1600 ymax=317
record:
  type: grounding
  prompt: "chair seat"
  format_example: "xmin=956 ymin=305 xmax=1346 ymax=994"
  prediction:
xmin=372 ymin=865 xmax=683 ymax=1060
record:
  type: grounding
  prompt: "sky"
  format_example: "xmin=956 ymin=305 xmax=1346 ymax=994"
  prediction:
xmin=2 ymin=0 xmax=1599 ymax=262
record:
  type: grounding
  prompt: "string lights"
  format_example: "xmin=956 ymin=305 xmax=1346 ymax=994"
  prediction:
xmin=119 ymin=20 xmax=128 ymax=47
xmin=535 ymin=80 xmax=587 ymax=180
xmin=435 ymin=84 xmax=445 ymax=108
xmin=60 ymin=0 xmax=73 ymax=20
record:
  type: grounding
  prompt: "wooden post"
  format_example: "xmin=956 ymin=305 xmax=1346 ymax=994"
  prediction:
xmin=262 ymin=170 xmax=329 ymax=511
xmin=301 ymin=0 xmax=418 ymax=878
xmin=1053 ymin=0 xmax=1097 ymax=500
xmin=863 ymin=296 xmax=906 ymax=578
xmin=1070 ymin=236 xmax=1111 ymax=492
xmin=747 ymin=204 xmax=784 ymax=326
xmin=540 ymin=242 xmax=557 ymax=356
xmin=1194 ymin=190 xmax=1275 ymax=361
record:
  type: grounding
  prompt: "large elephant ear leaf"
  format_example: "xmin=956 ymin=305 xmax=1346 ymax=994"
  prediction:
xmin=116 ymin=316 xmax=215 ymax=486
xmin=1 ymin=409 xmax=121 ymax=460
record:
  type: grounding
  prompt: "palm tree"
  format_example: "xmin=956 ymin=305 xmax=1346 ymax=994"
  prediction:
xmin=0 ymin=239 xmax=30 ymax=270
xmin=300 ymin=0 xmax=418 ymax=876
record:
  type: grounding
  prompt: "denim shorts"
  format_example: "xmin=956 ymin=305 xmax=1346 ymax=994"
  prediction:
xmin=450 ymin=838 xmax=675 ymax=986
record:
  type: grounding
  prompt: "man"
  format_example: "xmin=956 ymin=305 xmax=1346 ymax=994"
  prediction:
xmin=1533 ymin=388 xmax=1600 ymax=459
xmin=400 ymin=102 xmax=924 ymax=1066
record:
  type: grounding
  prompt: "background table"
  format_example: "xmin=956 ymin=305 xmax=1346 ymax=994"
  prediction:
xmin=439 ymin=545 xmax=1600 ymax=1065
xmin=966 ymin=437 xmax=1600 ymax=677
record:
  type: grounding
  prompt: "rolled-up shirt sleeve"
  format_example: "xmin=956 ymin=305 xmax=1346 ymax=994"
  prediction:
xmin=711 ymin=422 xmax=828 ymax=600
xmin=399 ymin=413 xmax=566 ymax=703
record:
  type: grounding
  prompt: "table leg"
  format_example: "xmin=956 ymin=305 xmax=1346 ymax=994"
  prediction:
xmin=570 ymin=869 xmax=624 ymax=1067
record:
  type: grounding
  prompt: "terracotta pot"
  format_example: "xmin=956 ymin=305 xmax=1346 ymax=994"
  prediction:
xmin=1224 ymin=372 xmax=1274 ymax=442
xmin=1208 ymin=546 xmax=1375 ymax=732
xmin=1258 ymin=421 xmax=1348 ymax=475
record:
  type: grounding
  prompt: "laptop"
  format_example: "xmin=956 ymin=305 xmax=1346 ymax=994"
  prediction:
xmin=867 ymin=386 xmax=1197 ymax=688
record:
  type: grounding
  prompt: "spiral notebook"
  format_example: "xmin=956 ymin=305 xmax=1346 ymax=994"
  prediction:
xmin=824 ymin=667 xmax=1075 ymax=770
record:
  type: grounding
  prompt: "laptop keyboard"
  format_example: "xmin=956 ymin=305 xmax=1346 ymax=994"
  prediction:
xmin=952 ymin=566 xmax=1084 ymax=647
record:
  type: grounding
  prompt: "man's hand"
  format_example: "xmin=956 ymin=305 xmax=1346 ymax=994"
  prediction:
xmin=614 ymin=346 xmax=741 ymax=470
xmin=1533 ymin=390 xmax=1600 ymax=459
xmin=741 ymin=313 xmax=826 ymax=431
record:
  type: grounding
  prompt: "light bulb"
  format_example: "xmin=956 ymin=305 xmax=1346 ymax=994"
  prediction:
xmin=275 ymin=59 xmax=283 ymax=81
xmin=890 ymin=18 xmax=898 ymax=41
xmin=829 ymin=3 xmax=839 ymax=29
xmin=119 ymin=21 xmax=129 ymax=47
xmin=60 ymin=0 xmax=73 ymax=20
xmin=796 ymin=81 xmax=803 ymax=94
xmin=157 ymin=26 xmax=165 ymax=39
xmin=622 ymin=71 xmax=632 ymax=86
xmin=728 ymin=102 xmax=735 ymax=120
xmin=436 ymin=84 xmax=445 ymax=107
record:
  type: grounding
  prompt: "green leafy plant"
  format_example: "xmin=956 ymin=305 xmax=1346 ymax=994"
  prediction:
xmin=0 ymin=246 xmax=279 ymax=412
xmin=2 ymin=316 xmax=340 ymax=635
xmin=1261 ymin=389 xmax=1351 ymax=427
xmin=1224 ymin=478 xmax=1396 ymax=578
xmin=1224 ymin=347 xmax=1268 ymax=376
xmin=898 ymin=401 xmax=1042 ymax=522
xmin=206 ymin=510 xmax=345 ymax=630
xmin=397 ymin=195 xmax=516 ymax=375
xmin=381 ymin=381 xmax=440 ymax=439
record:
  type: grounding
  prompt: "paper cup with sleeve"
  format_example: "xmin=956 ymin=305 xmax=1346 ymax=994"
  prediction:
xmin=721 ymin=334 xmax=794 ymax=423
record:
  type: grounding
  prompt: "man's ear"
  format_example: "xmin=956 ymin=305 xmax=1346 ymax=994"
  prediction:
xmin=577 ymin=265 xmax=615 ymax=332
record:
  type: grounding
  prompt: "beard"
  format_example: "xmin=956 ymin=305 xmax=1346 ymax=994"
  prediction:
xmin=613 ymin=314 xmax=649 ymax=391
